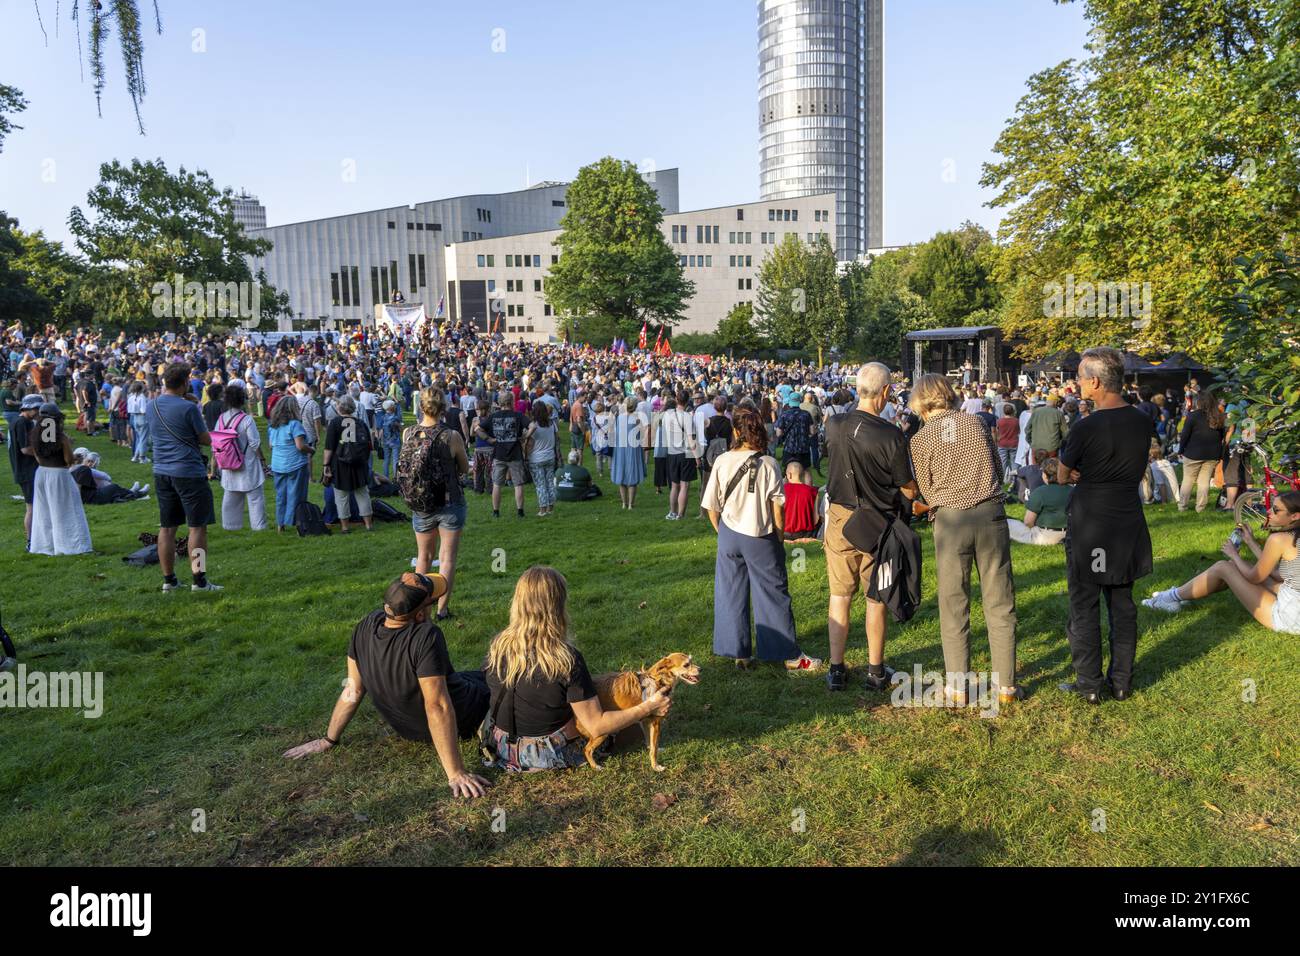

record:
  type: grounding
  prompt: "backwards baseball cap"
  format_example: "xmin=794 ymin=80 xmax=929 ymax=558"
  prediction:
xmin=383 ymin=572 xmax=449 ymax=617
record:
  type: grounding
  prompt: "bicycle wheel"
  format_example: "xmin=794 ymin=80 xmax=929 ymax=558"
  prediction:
xmin=1233 ymin=490 xmax=1268 ymax=527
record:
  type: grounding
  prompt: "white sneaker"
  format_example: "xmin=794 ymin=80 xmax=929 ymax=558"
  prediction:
xmin=139 ymin=484 xmax=149 ymax=494
xmin=192 ymin=581 xmax=225 ymax=592
xmin=129 ymin=482 xmax=141 ymax=493
xmin=1142 ymin=590 xmax=1184 ymax=613
xmin=665 ymin=512 xmax=677 ymax=520
xmin=161 ymin=581 xmax=180 ymax=593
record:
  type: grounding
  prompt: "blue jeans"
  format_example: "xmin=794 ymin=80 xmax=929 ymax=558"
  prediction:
xmin=130 ymin=413 xmax=150 ymax=459
xmin=383 ymin=440 xmax=401 ymax=477
xmin=273 ymin=465 xmax=310 ymax=528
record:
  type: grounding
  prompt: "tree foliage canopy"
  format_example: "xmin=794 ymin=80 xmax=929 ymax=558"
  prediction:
xmin=68 ymin=158 xmax=274 ymax=329
xmin=982 ymin=0 xmax=1300 ymax=359
xmin=546 ymin=157 xmax=694 ymax=334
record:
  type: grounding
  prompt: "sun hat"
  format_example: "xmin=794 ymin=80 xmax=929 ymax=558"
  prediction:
xmin=20 ymin=394 xmax=43 ymax=410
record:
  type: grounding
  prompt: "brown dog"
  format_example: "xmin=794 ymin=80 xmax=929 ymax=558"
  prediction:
xmin=577 ymin=652 xmax=700 ymax=772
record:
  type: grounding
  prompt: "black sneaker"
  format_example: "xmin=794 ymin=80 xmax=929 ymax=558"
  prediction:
xmin=862 ymin=665 xmax=896 ymax=692
xmin=826 ymin=664 xmax=848 ymax=692
xmin=493 ymin=510 xmax=500 ymax=518
xmin=517 ymin=508 xmax=525 ymax=518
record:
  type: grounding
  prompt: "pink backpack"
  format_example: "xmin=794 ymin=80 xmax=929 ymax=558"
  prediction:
xmin=211 ymin=411 xmax=249 ymax=471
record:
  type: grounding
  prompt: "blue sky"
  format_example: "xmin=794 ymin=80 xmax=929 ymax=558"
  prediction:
xmin=0 ymin=0 xmax=1092 ymax=249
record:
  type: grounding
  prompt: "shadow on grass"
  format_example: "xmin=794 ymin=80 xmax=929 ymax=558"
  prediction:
xmin=891 ymin=823 xmax=1007 ymax=866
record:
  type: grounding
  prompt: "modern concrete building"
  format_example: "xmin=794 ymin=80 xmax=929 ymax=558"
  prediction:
xmin=758 ymin=0 xmax=884 ymax=259
xmin=246 ymin=170 xmax=680 ymax=330
xmin=443 ymin=193 xmax=836 ymax=342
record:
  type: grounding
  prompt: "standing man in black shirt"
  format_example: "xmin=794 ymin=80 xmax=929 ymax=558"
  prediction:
xmin=823 ymin=363 xmax=920 ymax=693
xmin=477 ymin=389 xmax=528 ymax=518
xmin=1057 ymin=347 xmax=1155 ymax=704
xmin=283 ymin=572 xmax=491 ymax=799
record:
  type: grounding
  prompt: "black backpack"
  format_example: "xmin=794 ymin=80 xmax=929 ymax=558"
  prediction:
xmin=294 ymin=500 xmax=330 ymax=536
xmin=397 ymin=425 xmax=451 ymax=513
xmin=336 ymin=417 xmax=370 ymax=466
xmin=371 ymin=499 xmax=408 ymax=523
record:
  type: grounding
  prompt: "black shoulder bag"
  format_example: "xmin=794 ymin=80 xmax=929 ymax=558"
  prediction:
xmin=721 ymin=452 xmax=763 ymax=509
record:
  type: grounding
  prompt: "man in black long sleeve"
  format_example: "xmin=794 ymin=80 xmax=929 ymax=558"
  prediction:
xmin=1057 ymin=348 xmax=1155 ymax=704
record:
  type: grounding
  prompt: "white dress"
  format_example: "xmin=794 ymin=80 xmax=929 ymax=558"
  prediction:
xmin=30 ymin=466 xmax=93 ymax=556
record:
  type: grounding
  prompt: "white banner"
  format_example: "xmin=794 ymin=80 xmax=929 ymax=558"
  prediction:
xmin=378 ymin=303 xmax=427 ymax=333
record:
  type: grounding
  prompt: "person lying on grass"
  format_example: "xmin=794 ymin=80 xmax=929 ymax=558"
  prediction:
xmin=283 ymin=572 xmax=493 ymax=800
xmin=1143 ymin=490 xmax=1300 ymax=635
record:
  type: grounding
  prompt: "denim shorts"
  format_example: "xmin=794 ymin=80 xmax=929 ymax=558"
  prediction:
xmin=412 ymin=500 xmax=467 ymax=533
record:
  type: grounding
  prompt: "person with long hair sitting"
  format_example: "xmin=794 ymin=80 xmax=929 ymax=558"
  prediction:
xmin=481 ymin=566 xmax=671 ymax=771
xmin=1143 ymin=490 xmax=1300 ymax=634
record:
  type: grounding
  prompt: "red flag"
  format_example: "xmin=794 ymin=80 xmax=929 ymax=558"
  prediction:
xmin=661 ymin=335 xmax=673 ymax=357
xmin=638 ymin=322 xmax=647 ymax=350
xmin=653 ymin=327 xmax=663 ymax=353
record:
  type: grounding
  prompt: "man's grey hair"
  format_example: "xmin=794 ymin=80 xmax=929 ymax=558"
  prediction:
xmin=335 ymin=395 xmax=356 ymax=415
xmin=856 ymin=362 xmax=892 ymax=401
xmin=1079 ymin=347 xmax=1125 ymax=395
xmin=567 ymin=450 xmax=581 ymax=465
xmin=498 ymin=390 xmax=513 ymax=406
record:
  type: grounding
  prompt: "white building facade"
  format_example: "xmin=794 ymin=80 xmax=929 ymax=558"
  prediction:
xmin=444 ymin=193 xmax=836 ymax=342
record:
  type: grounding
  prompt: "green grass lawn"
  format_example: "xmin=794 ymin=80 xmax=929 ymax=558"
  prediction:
xmin=2 ymin=415 xmax=1296 ymax=866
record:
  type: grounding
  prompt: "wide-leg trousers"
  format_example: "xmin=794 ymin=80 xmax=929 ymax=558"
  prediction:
xmin=713 ymin=521 xmax=800 ymax=662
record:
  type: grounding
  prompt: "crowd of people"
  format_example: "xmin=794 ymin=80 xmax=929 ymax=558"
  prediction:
xmin=5 ymin=319 xmax=1297 ymax=785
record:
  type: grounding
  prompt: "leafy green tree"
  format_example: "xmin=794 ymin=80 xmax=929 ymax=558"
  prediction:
xmin=0 ymin=213 xmax=48 ymax=322
xmin=842 ymin=247 xmax=933 ymax=365
xmin=716 ymin=301 xmax=764 ymax=353
xmin=982 ymin=0 xmax=1300 ymax=360
xmin=0 ymin=84 xmax=28 ymax=152
xmin=908 ymin=229 xmax=995 ymax=325
xmin=546 ymin=157 xmax=694 ymax=332
xmin=1215 ymin=251 xmax=1300 ymax=460
xmin=756 ymin=233 xmax=845 ymax=362
xmin=11 ymin=226 xmax=94 ymax=325
xmin=803 ymin=234 xmax=847 ymax=367
xmin=68 ymin=158 xmax=272 ymax=329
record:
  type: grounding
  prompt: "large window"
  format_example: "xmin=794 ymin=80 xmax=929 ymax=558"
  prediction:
xmin=417 ymin=254 xmax=427 ymax=288
xmin=331 ymin=273 xmax=340 ymax=307
xmin=350 ymin=267 xmax=359 ymax=306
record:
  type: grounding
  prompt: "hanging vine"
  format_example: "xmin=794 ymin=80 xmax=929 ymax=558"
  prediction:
xmin=52 ymin=0 xmax=164 ymax=134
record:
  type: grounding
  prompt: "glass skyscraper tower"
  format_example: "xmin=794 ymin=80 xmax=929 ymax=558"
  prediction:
xmin=758 ymin=0 xmax=883 ymax=259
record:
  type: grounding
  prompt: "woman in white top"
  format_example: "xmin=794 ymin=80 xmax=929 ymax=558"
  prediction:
xmin=702 ymin=405 xmax=821 ymax=672
xmin=216 ymin=384 xmax=268 ymax=531
xmin=1144 ymin=490 xmax=1300 ymax=634
xmin=661 ymin=393 xmax=701 ymax=520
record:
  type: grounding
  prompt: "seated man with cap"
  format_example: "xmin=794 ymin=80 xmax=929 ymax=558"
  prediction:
xmin=283 ymin=572 xmax=492 ymax=799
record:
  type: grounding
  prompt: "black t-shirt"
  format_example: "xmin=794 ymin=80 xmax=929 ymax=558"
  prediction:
xmin=1058 ymin=405 xmax=1155 ymax=487
xmin=825 ymin=409 xmax=914 ymax=514
xmin=348 ymin=610 xmax=457 ymax=742
xmin=484 ymin=648 xmax=597 ymax=739
xmin=70 ymin=464 xmax=97 ymax=503
xmin=9 ymin=416 xmax=36 ymax=483
xmin=202 ymin=399 xmax=225 ymax=432
xmin=485 ymin=410 xmax=526 ymax=461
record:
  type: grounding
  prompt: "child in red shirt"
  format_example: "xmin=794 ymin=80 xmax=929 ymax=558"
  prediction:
xmin=782 ymin=461 xmax=820 ymax=541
